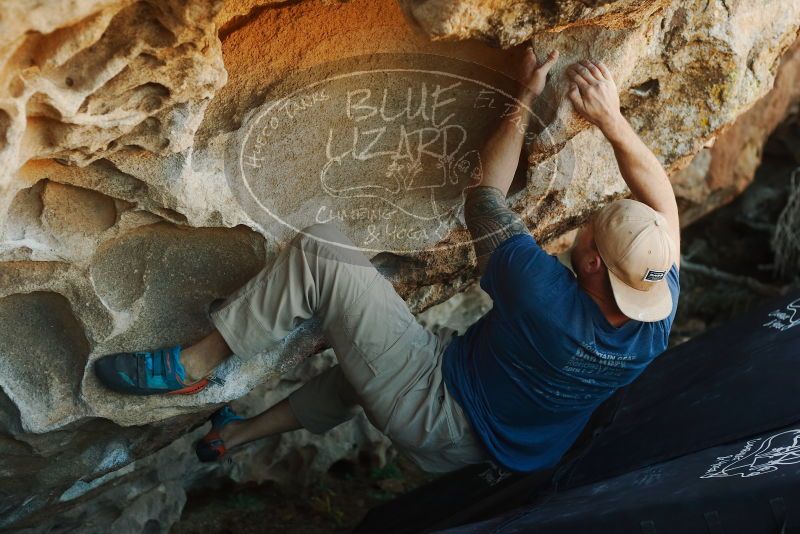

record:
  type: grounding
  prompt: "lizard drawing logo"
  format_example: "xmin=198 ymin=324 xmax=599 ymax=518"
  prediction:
xmin=763 ymin=298 xmax=800 ymax=332
xmin=701 ymin=429 xmax=800 ymax=479
xmin=319 ymin=84 xmax=483 ymax=222
xmin=230 ymin=53 xmax=562 ymax=255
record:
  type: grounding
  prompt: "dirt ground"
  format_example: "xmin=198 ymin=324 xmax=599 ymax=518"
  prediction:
xmin=171 ymin=455 xmax=433 ymax=533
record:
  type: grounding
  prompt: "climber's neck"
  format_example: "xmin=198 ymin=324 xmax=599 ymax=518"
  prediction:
xmin=578 ymin=277 xmax=630 ymax=329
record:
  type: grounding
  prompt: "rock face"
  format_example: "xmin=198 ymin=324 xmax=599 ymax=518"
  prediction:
xmin=0 ymin=0 xmax=798 ymax=530
xmin=673 ymin=40 xmax=800 ymax=225
xmin=398 ymin=0 xmax=671 ymax=46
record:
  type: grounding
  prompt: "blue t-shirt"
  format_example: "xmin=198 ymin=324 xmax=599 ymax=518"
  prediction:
xmin=442 ymin=233 xmax=680 ymax=472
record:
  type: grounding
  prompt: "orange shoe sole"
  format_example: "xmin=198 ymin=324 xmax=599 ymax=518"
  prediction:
xmin=167 ymin=378 xmax=210 ymax=395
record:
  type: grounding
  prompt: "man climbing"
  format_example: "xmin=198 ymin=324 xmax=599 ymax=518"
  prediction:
xmin=95 ymin=48 xmax=680 ymax=473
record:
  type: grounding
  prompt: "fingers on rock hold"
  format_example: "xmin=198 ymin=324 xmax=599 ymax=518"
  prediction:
xmin=567 ymin=67 xmax=591 ymax=88
xmin=581 ymin=60 xmax=604 ymax=81
xmin=568 ymin=83 xmax=584 ymax=108
xmin=596 ymin=61 xmax=613 ymax=79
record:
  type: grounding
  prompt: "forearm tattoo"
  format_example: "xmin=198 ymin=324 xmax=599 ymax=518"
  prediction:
xmin=464 ymin=185 xmax=530 ymax=273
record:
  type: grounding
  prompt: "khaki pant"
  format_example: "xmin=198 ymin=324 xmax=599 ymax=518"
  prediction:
xmin=210 ymin=223 xmax=487 ymax=472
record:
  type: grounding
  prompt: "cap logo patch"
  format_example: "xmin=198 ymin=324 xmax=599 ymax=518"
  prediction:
xmin=643 ymin=268 xmax=666 ymax=282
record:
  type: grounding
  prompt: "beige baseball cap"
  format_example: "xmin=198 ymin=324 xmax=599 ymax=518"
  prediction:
xmin=593 ymin=199 xmax=677 ymax=322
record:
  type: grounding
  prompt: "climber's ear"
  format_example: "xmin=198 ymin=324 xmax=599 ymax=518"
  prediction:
xmin=584 ymin=252 xmax=604 ymax=274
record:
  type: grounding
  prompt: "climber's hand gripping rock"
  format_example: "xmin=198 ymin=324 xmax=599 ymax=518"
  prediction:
xmin=566 ymin=59 xmax=622 ymax=132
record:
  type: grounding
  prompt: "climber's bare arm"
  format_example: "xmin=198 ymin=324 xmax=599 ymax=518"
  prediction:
xmin=465 ymin=48 xmax=558 ymax=272
xmin=566 ymin=60 xmax=681 ymax=267
xmin=474 ymin=48 xmax=558 ymax=196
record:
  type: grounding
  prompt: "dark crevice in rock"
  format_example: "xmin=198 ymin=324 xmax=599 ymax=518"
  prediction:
xmin=0 ymin=108 xmax=10 ymax=151
xmin=630 ymin=78 xmax=660 ymax=98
